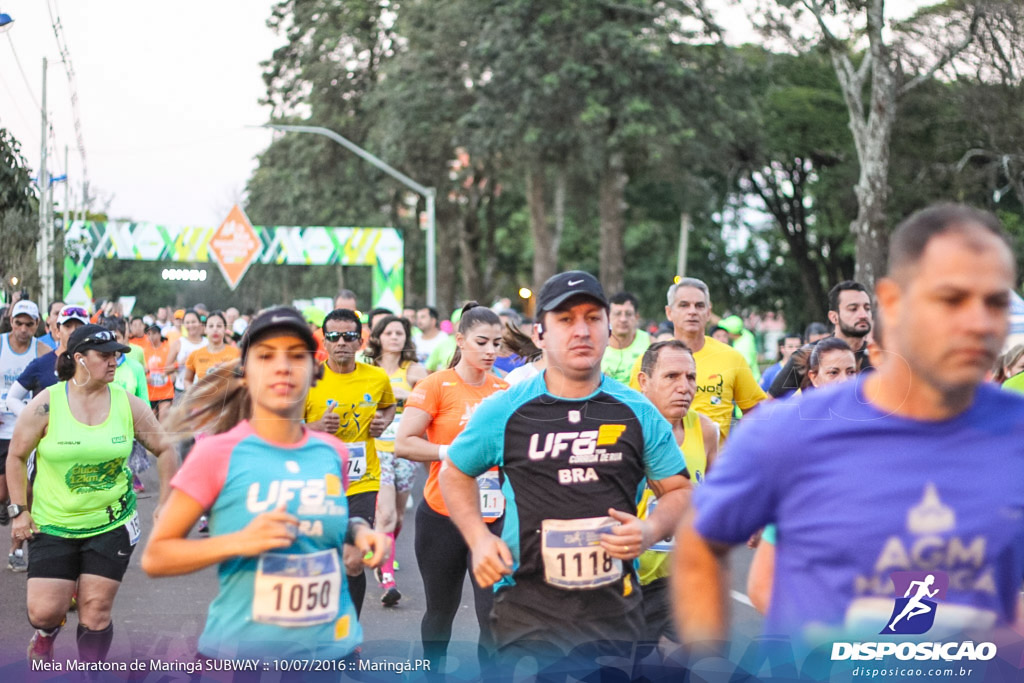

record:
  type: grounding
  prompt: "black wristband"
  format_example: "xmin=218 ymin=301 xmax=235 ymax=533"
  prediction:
xmin=345 ymin=517 xmax=369 ymax=544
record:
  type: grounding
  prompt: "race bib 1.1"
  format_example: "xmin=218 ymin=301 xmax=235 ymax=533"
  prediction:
xmin=477 ymin=470 xmax=504 ymax=518
xmin=253 ymin=549 xmax=342 ymax=627
xmin=125 ymin=511 xmax=141 ymax=546
xmin=541 ymin=516 xmax=622 ymax=590
xmin=646 ymin=497 xmax=674 ymax=552
xmin=346 ymin=442 xmax=367 ymax=482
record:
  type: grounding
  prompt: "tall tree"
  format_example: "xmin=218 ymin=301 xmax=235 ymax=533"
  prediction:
xmin=0 ymin=128 xmax=41 ymax=297
xmin=754 ymin=0 xmax=1000 ymax=290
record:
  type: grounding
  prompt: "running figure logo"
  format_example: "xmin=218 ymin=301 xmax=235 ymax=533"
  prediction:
xmin=881 ymin=571 xmax=949 ymax=635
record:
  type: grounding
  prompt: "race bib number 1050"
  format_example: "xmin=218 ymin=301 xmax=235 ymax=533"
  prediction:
xmin=541 ymin=516 xmax=622 ymax=590
xmin=252 ymin=549 xmax=342 ymax=627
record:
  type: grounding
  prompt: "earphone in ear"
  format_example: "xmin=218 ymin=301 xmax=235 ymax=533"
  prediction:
xmin=78 ymin=358 xmax=86 ymax=366
xmin=536 ymin=323 xmax=545 ymax=340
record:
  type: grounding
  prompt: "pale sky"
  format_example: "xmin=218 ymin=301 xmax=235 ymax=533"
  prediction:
xmin=0 ymin=0 xmax=278 ymax=226
xmin=0 ymin=1 xmax=930 ymax=229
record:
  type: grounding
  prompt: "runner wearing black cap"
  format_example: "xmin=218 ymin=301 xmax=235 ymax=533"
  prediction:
xmin=6 ymin=324 xmax=178 ymax=664
xmin=142 ymin=307 xmax=390 ymax=663
xmin=439 ymin=270 xmax=690 ymax=670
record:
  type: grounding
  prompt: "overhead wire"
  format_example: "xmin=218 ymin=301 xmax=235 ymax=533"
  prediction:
xmin=46 ymin=0 xmax=88 ymax=195
xmin=4 ymin=32 xmax=42 ymax=114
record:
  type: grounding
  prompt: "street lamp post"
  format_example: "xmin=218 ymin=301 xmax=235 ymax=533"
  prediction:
xmin=263 ymin=124 xmax=437 ymax=307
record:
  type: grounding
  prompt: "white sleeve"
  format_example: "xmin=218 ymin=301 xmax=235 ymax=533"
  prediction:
xmin=7 ymin=382 xmax=30 ymax=417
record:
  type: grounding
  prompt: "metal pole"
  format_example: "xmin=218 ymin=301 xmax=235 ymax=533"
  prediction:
xmin=425 ymin=191 xmax=436 ymax=307
xmin=37 ymin=57 xmax=47 ymax=305
xmin=263 ymin=124 xmax=437 ymax=307
xmin=677 ymin=212 xmax=690 ymax=279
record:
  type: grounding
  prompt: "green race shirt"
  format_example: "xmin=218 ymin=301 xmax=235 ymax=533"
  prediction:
xmin=34 ymin=382 xmax=136 ymax=538
xmin=601 ymin=331 xmax=651 ymax=384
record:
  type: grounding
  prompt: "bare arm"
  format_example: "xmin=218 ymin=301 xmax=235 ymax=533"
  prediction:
xmin=747 ymin=535 xmax=775 ymax=614
xmin=141 ymin=490 xmax=298 ymax=576
xmin=440 ymin=461 xmax=512 ymax=587
xmin=128 ymin=394 xmax=178 ymax=512
xmin=7 ymin=392 xmax=51 ymax=539
xmin=673 ymin=507 xmax=732 ymax=650
xmin=368 ymin=404 xmax=396 ymax=438
xmin=406 ymin=363 xmax=428 ymax=388
xmin=645 ymin=474 xmax=692 ymax=545
xmin=394 ymin=407 xmax=443 ymax=462
xmin=698 ymin=414 xmax=719 ymax=470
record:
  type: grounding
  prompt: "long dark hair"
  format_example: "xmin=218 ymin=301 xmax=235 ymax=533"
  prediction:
xmin=449 ymin=302 xmax=501 ymax=369
xmin=363 ymin=315 xmax=419 ymax=366
xmin=502 ymin=322 xmax=541 ymax=363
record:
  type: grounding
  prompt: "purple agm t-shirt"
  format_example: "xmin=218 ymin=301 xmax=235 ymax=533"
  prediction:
xmin=695 ymin=380 xmax=1024 ymax=640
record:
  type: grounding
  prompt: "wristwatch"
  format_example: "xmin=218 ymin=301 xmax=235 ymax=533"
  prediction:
xmin=7 ymin=503 xmax=25 ymax=519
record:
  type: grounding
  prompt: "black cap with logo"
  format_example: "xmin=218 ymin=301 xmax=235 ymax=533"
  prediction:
xmin=536 ymin=271 xmax=609 ymax=316
xmin=66 ymin=324 xmax=132 ymax=356
xmin=239 ymin=307 xmax=318 ymax=360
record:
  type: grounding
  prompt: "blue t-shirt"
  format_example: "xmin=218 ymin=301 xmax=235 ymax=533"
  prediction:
xmin=493 ymin=354 xmax=526 ymax=375
xmin=16 ymin=351 xmax=58 ymax=394
xmin=695 ymin=380 xmax=1024 ymax=641
xmin=759 ymin=361 xmax=782 ymax=392
xmin=171 ymin=421 xmax=359 ymax=660
xmin=448 ymin=372 xmax=686 ymax=619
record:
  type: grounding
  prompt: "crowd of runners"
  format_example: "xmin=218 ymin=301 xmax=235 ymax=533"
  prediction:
xmin=1 ymin=202 xmax=1024 ymax=677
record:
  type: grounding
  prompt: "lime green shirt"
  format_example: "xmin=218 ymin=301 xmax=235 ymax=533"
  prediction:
xmin=34 ymin=382 xmax=136 ymax=538
xmin=114 ymin=356 xmax=149 ymax=401
xmin=425 ymin=335 xmax=457 ymax=372
xmin=1003 ymin=372 xmax=1024 ymax=395
xmin=601 ymin=331 xmax=651 ymax=384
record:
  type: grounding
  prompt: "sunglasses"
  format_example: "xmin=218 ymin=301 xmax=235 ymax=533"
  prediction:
xmin=77 ymin=330 xmax=116 ymax=346
xmin=324 ymin=331 xmax=361 ymax=343
xmin=60 ymin=306 xmax=89 ymax=317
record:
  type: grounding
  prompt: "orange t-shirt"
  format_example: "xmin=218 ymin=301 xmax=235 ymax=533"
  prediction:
xmin=186 ymin=345 xmax=241 ymax=381
xmin=144 ymin=341 xmax=175 ymax=402
xmin=405 ymin=368 xmax=507 ymax=517
xmin=313 ymin=328 xmax=328 ymax=363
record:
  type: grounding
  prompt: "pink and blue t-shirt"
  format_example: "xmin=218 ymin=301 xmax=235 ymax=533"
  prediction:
xmin=171 ymin=420 xmax=360 ymax=660
xmin=695 ymin=381 xmax=1024 ymax=642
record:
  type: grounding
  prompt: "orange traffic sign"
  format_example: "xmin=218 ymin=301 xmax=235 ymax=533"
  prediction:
xmin=209 ymin=205 xmax=262 ymax=290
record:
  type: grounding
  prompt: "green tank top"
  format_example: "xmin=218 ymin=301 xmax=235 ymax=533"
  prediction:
xmin=34 ymin=381 xmax=136 ymax=538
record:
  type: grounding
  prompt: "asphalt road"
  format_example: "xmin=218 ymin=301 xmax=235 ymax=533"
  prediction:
xmin=0 ymin=463 xmax=761 ymax=681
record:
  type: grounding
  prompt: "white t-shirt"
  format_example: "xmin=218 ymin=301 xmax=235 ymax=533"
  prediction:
xmin=175 ymin=336 xmax=207 ymax=391
xmin=414 ymin=332 xmax=449 ymax=364
xmin=504 ymin=362 xmax=541 ymax=386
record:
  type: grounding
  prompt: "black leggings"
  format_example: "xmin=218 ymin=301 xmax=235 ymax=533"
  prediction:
xmin=415 ymin=500 xmax=502 ymax=669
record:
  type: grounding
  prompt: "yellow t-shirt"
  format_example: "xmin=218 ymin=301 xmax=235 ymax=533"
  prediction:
xmin=637 ymin=409 xmax=705 ymax=585
xmin=304 ymin=362 xmax=396 ymax=496
xmin=630 ymin=335 xmax=766 ymax=441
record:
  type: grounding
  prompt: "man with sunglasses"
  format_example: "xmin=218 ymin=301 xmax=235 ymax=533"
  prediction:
xmin=8 ymin=306 xmax=90 ymax=419
xmin=305 ymin=308 xmax=396 ymax=618
xmin=0 ymin=301 xmax=53 ymax=569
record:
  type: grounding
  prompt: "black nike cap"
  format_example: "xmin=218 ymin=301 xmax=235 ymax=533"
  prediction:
xmin=239 ymin=306 xmax=318 ymax=360
xmin=536 ymin=271 xmax=609 ymax=316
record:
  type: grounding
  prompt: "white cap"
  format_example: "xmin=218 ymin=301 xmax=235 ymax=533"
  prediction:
xmin=10 ymin=300 xmax=39 ymax=321
xmin=232 ymin=318 xmax=249 ymax=336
